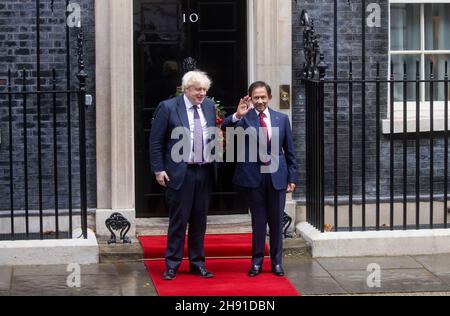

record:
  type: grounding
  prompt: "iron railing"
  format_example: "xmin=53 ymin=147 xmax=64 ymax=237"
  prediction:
xmin=0 ymin=0 xmax=88 ymax=240
xmin=302 ymin=9 xmax=450 ymax=233
xmin=305 ymin=62 xmax=449 ymax=232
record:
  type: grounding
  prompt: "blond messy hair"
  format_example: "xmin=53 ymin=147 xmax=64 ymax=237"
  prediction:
xmin=181 ymin=70 xmax=212 ymax=92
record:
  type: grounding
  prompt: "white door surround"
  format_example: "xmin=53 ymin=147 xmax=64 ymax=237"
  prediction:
xmin=94 ymin=0 xmax=293 ymax=235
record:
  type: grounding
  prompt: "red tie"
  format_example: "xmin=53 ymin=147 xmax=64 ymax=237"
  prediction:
xmin=259 ymin=112 xmax=269 ymax=146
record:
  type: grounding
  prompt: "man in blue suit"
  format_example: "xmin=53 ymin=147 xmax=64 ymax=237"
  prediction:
xmin=150 ymin=70 xmax=216 ymax=280
xmin=222 ymin=81 xmax=297 ymax=277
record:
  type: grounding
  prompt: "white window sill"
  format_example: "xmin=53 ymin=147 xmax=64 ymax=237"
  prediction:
xmin=382 ymin=101 xmax=450 ymax=134
xmin=382 ymin=117 xmax=450 ymax=134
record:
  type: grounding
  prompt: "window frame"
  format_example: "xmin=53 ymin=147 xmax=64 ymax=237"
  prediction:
xmin=385 ymin=0 xmax=450 ymax=134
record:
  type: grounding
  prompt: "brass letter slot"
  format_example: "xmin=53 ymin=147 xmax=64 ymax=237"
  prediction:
xmin=280 ymin=85 xmax=290 ymax=109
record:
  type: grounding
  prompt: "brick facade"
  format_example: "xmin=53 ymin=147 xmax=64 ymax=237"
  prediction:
xmin=0 ymin=0 xmax=96 ymax=211
xmin=0 ymin=0 xmax=447 ymax=215
xmin=292 ymin=0 xmax=448 ymax=202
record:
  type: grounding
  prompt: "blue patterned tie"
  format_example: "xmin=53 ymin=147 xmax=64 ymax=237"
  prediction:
xmin=193 ymin=105 xmax=204 ymax=163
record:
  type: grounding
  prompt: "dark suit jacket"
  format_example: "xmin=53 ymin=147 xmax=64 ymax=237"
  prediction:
xmin=149 ymin=95 xmax=217 ymax=190
xmin=221 ymin=108 xmax=297 ymax=190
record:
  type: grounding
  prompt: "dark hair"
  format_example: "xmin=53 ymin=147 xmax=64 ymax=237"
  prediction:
xmin=248 ymin=81 xmax=272 ymax=97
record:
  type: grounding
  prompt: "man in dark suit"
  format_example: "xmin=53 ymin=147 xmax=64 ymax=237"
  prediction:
xmin=221 ymin=81 xmax=297 ymax=277
xmin=150 ymin=70 xmax=216 ymax=280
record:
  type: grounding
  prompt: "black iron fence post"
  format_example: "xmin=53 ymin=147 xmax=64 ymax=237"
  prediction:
xmin=415 ymin=60 xmax=421 ymax=230
xmin=77 ymin=27 xmax=88 ymax=239
xmin=52 ymin=69 xmax=59 ymax=239
xmin=66 ymin=0 xmax=74 ymax=238
xmin=8 ymin=70 xmax=14 ymax=240
xmin=445 ymin=61 xmax=449 ymax=229
xmin=318 ymin=55 xmax=327 ymax=232
xmin=349 ymin=61 xmax=354 ymax=231
xmin=301 ymin=10 xmax=327 ymax=232
xmin=429 ymin=62 xmax=435 ymax=229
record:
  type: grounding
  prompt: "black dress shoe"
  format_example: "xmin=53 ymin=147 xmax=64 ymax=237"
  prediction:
xmin=162 ymin=269 xmax=177 ymax=280
xmin=189 ymin=265 xmax=214 ymax=278
xmin=271 ymin=264 xmax=285 ymax=277
xmin=248 ymin=265 xmax=262 ymax=277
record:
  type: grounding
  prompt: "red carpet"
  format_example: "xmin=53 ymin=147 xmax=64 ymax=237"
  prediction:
xmin=144 ymin=259 xmax=299 ymax=296
xmin=139 ymin=234 xmax=300 ymax=296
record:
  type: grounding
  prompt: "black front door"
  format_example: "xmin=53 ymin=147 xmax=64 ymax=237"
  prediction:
xmin=134 ymin=0 xmax=248 ymax=217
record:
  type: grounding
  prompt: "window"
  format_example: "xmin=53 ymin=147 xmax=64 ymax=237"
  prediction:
xmin=385 ymin=0 xmax=450 ymax=133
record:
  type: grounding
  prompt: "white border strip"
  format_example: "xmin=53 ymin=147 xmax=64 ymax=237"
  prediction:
xmin=0 ymin=229 xmax=99 ymax=266
xmin=298 ymin=222 xmax=450 ymax=257
xmin=390 ymin=0 xmax=450 ymax=3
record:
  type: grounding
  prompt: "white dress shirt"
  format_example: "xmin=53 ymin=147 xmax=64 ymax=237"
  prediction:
xmin=233 ymin=107 xmax=272 ymax=140
xmin=184 ymin=95 xmax=209 ymax=162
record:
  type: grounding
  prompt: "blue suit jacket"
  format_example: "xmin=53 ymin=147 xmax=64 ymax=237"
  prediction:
xmin=149 ymin=95 xmax=217 ymax=190
xmin=221 ymin=108 xmax=297 ymax=190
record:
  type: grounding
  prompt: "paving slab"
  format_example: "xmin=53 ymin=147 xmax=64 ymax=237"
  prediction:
xmin=0 ymin=266 xmax=12 ymax=291
xmin=99 ymin=241 xmax=143 ymax=263
xmin=284 ymin=257 xmax=347 ymax=295
xmin=328 ymin=268 xmax=450 ymax=294
xmin=290 ymin=276 xmax=348 ymax=295
xmin=316 ymin=256 xmax=422 ymax=271
xmin=13 ymin=264 xmax=118 ymax=276
xmin=115 ymin=262 xmax=157 ymax=296
xmin=432 ymin=273 xmax=450 ymax=287
xmin=285 ymin=257 xmax=331 ymax=277
xmin=11 ymin=274 xmax=122 ymax=296
xmin=283 ymin=238 xmax=310 ymax=257
xmin=413 ymin=254 xmax=450 ymax=287
xmin=413 ymin=254 xmax=450 ymax=274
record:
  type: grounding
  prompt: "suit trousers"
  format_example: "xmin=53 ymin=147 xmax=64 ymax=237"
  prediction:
xmin=246 ymin=173 xmax=286 ymax=267
xmin=165 ymin=164 xmax=212 ymax=271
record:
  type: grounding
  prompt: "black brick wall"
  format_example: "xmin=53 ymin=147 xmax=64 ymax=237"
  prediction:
xmin=293 ymin=0 xmax=449 ymax=202
xmin=0 ymin=0 xmax=96 ymax=211
xmin=1 ymin=0 xmax=447 ymax=214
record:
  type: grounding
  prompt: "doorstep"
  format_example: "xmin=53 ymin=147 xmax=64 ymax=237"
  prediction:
xmin=99 ymin=215 xmax=310 ymax=263
xmin=136 ymin=214 xmax=253 ymax=236
xmin=98 ymin=236 xmax=144 ymax=263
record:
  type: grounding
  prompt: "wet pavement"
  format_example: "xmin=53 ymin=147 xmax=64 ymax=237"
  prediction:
xmin=0 ymin=261 xmax=156 ymax=296
xmin=1 ymin=251 xmax=450 ymax=296
xmin=284 ymin=254 xmax=450 ymax=295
